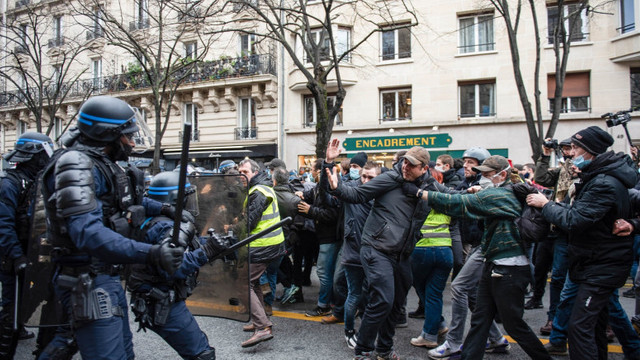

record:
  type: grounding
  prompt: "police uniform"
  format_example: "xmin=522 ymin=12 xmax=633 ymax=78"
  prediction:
xmin=41 ymin=96 xmax=180 ymax=360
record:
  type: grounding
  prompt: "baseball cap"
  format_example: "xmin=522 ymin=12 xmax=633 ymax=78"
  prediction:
xmin=403 ymin=146 xmax=430 ymax=166
xmin=473 ymin=155 xmax=510 ymax=173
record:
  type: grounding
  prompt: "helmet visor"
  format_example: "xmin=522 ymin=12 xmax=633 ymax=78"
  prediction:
xmin=184 ymin=185 xmax=199 ymax=217
xmin=129 ymin=108 xmax=155 ymax=154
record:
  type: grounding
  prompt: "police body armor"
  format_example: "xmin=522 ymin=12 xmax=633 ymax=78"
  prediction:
xmin=0 ymin=169 xmax=35 ymax=270
xmin=128 ymin=215 xmax=199 ymax=331
xmin=40 ymin=146 xmax=144 ymax=326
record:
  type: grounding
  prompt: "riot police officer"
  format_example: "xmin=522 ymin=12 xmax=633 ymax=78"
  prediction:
xmin=0 ymin=132 xmax=54 ymax=355
xmin=41 ymin=96 xmax=184 ymax=359
xmin=128 ymin=171 xmax=227 ymax=360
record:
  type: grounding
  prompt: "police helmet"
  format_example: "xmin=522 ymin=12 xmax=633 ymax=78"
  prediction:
xmin=462 ymin=147 xmax=491 ymax=164
xmin=218 ymin=160 xmax=237 ymax=174
xmin=148 ymin=171 xmax=198 ymax=216
xmin=3 ymin=132 xmax=54 ymax=162
xmin=77 ymin=96 xmax=139 ymax=144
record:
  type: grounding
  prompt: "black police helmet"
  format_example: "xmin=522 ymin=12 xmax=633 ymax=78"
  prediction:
xmin=218 ymin=160 xmax=237 ymax=174
xmin=77 ymin=96 xmax=139 ymax=144
xmin=148 ymin=171 xmax=193 ymax=205
xmin=3 ymin=132 xmax=53 ymax=162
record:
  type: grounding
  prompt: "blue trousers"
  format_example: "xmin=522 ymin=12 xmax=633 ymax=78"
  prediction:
xmin=148 ymin=300 xmax=213 ymax=359
xmin=411 ymin=246 xmax=452 ymax=341
xmin=260 ymin=256 xmax=282 ymax=306
xmin=317 ymin=243 xmax=340 ymax=307
xmin=56 ymin=274 xmax=134 ymax=360
xmin=344 ymin=265 xmax=365 ymax=332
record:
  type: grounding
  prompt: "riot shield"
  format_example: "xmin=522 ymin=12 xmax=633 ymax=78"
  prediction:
xmin=186 ymin=173 xmax=251 ymax=322
xmin=21 ymin=179 xmax=67 ymax=328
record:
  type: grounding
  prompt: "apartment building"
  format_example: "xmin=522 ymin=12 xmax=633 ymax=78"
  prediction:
xmin=283 ymin=0 xmax=640 ymax=168
xmin=0 ymin=0 xmax=639 ymax=171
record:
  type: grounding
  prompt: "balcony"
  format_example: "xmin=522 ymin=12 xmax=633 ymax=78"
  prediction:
xmin=14 ymin=44 xmax=27 ymax=54
xmin=86 ymin=29 xmax=104 ymax=41
xmin=235 ymin=127 xmax=257 ymax=140
xmin=232 ymin=0 xmax=258 ymax=12
xmin=47 ymin=37 xmax=65 ymax=48
xmin=129 ymin=18 xmax=150 ymax=31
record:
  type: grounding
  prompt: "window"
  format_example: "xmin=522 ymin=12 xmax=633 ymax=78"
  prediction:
xmin=53 ymin=16 xmax=63 ymax=42
xmin=547 ymin=72 xmax=590 ymax=113
xmin=17 ymin=121 xmax=27 ymax=137
xmin=620 ymin=0 xmax=635 ymax=34
xmin=304 ymin=95 xmax=343 ymax=128
xmin=237 ymin=97 xmax=256 ymax=139
xmin=458 ymin=80 xmax=495 ymax=118
xmin=16 ymin=24 xmax=28 ymax=53
xmin=304 ymin=27 xmax=351 ymax=63
xmin=458 ymin=14 xmax=494 ymax=54
xmin=547 ymin=3 xmax=589 ymax=44
xmin=53 ymin=117 xmax=63 ymax=141
xmin=380 ymin=88 xmax=412 ymax=121
xmin=87 ymin=7 xmax=103 ymax=40
xmin=631 ymin=68 xmax=640 ymax=108
xmin=184 ymin=42 xmax=197 ymax=60
xmin=240 ymin=33 xmax=256 ymax=56
xmin=92 ymin=58 xmax=102 ymax=90
xmin=184 ymin=103 xmax=199 ymax=141
xmin=380 ymin=24 xmax=411 ymax=61
xmin=136 ymin=0 xmax=149 ymax=28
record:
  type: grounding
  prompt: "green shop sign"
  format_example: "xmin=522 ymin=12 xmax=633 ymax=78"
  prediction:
xmin=343 ymin=134 xmax=452 ymax=151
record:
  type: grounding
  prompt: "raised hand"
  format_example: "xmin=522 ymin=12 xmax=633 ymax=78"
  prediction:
xmin=326 ymin=139 xmax=342 ymax=163
xmin=325 ymin=166 xmax=339 ymax=190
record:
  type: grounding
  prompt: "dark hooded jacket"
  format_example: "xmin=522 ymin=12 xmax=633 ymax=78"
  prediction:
xmin=541 ymin=151 xmax=638 ymax=288
xmin=330 ymin=160 xmax=429 ymax=259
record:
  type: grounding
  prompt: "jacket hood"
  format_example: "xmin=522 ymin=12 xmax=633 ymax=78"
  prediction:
xmin=581 ymin=151 xmax=638 ymax=189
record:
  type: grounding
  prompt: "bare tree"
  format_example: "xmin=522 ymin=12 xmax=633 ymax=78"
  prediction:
xmin=0 ymin=4 xmax=88 ymax=138
xmin=220 ymin=0 xmax=418 ymax=158
xmin=71 ymin=0 xmax=222 ymax=173
xmin=488 ymin=0 xmax=589 ymax=160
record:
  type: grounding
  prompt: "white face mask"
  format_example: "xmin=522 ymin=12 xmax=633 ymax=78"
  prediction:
xmin=478 ymin=176 xmax=494 ymax=189
xmin=434 ymin=165 xmax=445 ymax=173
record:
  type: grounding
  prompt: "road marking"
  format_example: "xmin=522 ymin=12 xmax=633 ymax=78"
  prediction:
xmin=186 ymin=300 xmax=626 ymax=354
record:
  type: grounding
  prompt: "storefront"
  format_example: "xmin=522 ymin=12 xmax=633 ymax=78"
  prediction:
xmin=296 ymin=134 xmax=508 ymax=170
xmin=163 ymin=144 xmax=277 ymax=171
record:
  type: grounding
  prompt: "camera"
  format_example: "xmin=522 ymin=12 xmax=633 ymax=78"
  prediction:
xmin=543 ymin=139 xmax=558 ymax=149
xmin=602 ymin=110 xmax=632 ymax=128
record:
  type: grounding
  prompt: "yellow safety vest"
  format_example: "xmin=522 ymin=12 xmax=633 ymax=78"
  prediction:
xmin=244 ymin=184 xmax=285 ymax=248
xmin=416 ymin=209 xmax=452 ymax=247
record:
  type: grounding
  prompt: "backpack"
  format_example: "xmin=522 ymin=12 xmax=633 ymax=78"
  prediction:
xmin=509 ymin=183 xmax=550 ymax=244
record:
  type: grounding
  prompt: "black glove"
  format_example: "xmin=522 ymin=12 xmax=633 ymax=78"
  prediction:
xmin=160 ymin=204 xmax=196 ymax=224
xmin=147 ymin=240 xmax=184 ymax=275
xmin=402 ymin=182 xmax=421 ymax=198
xmin=174 ymin=221 xmax=196 ymax=248
xmin=13 ymin=255 xmax=28 ymax=274
xmin=201 ymin=236 xmax=229 ymax=260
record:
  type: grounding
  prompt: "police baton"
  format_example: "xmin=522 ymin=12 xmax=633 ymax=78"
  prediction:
xmin=210 ymin=217 xmax=292 ymax=261
xmin=171 ymin=119 xmax=192 ymax=247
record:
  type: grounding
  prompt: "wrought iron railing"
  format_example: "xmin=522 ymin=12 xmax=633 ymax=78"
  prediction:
xmin=0 ymin=54 xmax=277 ymax=108
xmin=86 ymin=29 xmax=104 ymax=41
xmin=47 ymin=37 xmax=65 ymax=48
xmin=235 ymin=127 xmax=257 ymax=140
xmin=129 ymin=18 xmax=150 ymax=31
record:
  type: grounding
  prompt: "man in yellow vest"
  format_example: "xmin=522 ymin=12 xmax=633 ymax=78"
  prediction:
xmin=237 ymin=159 xmax=286 ymax=348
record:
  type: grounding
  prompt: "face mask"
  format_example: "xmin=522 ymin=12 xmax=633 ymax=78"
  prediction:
xmin=572 ymin=155 xmax=591 ymax=169
xmin=434 ymin=165 xmax=445 ymax=173
xmin=478 ymin=176 xmax=494 ymax=189
xmin=349 ymin=168 xmax=360 ymax=180
xmin=523 ymin=173 xmax=530 ymax=179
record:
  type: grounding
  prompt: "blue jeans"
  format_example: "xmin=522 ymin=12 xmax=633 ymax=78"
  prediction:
xmin=332 ymin=256 xmax=348 ymax=317
xmin=317 ymin=243 xmax=340 ymax=307
xmin=260 ymin=256 xmax=282 ymax=306
xmin=549 ymin=274 xmax=578 ymax=345
xmin=411 ymin=246 xmax=452 ymax=341
xmin=548 ymin=238 xmax=568 ymax=321
xmin=344 ymin=265 xmax=365 ymax=332
xmin=56 ymin=274 xmax=134 ymax=360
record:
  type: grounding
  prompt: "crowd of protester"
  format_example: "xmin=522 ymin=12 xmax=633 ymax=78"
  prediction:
xmin=220 ymin=125 xmax=640 ymax=360
xmin=2 ymin=114 xmax=640 ymax=359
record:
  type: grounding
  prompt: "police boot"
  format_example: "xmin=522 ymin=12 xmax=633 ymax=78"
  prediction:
xmin=194 ymin=348 xmax=216 ymax=360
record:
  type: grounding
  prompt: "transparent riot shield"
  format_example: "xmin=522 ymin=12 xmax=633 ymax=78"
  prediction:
xmin=21 ymin=179 xmax=68 ymax=328
xmin=185 ymin=173 xmax=251 ymax=322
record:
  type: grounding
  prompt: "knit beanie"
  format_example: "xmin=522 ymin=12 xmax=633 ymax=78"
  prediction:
xmin=350 ymin=152 xmax=368 ymax=168
xmin=571 ymin=126 xmax=614 ymax=155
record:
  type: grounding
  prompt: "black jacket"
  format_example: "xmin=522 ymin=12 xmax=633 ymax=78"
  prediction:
xmin=330 ymin=161 xmax=428 ymax=259
xmin=455 ymin=173 xmax=484 ymax=247
xmin=442 ymin=169 xmax=463 ymax=189
xmin=273 ymin=184 xmax=301 ymax=246
xmin=301 ymin=179 xmax=340 ymax=245
xmin=541 ymin=151 xmax=638 ymax=288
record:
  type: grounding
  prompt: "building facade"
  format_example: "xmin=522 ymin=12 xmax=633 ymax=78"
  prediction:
xmin=1 ymin=0 xmax=639 ymax=171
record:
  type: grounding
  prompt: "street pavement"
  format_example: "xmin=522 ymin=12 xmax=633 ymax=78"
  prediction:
xmin=14 ymin=273 xmax=633 ymax=359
